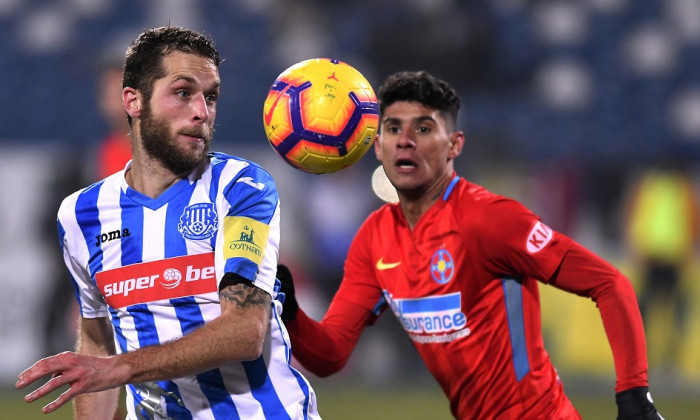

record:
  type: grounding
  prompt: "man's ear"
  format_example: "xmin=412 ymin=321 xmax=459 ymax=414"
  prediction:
xmin=373 ymin=133 xmax=383 ymax=162
xmin=448 ymin=131 xmax=465 ymax=160
xmin=123 ymin=87 xmax=142 ymax=120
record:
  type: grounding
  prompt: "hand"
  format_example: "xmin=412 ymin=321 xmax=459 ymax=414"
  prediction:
xmin=16 ymin=351 xmax=118 ymax=414
xmin=616 ymin=386 xmax=664 ymax=420
xmin=276 ymin=264 xmax=299 ymax=323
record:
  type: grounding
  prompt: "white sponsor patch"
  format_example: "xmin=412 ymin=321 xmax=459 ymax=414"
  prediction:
xmin=526 ymin=221 xmax=553 ymax=253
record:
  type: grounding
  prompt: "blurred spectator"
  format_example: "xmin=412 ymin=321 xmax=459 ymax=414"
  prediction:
xmin=624 ymin=159 xmax=700 ymax=370
xmin=41 ymin=51 xmax=132 ymax=357
xmin=39 ymin=153 xmax=86 ymax=357
xmin=95 ymin=53 xmax=132 ymax=178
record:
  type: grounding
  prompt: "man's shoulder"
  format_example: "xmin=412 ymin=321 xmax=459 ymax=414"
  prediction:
xmin=452 ymin=178 xmax=519 ymax=209
xmin=207 ymin=151 xmax=272 ymax=179
xmin=57 ymin=173 xmax=124 ymax=218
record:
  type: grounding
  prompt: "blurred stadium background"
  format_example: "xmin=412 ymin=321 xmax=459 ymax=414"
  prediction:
xmin=2 ymin=0 xmax=700 ymax=418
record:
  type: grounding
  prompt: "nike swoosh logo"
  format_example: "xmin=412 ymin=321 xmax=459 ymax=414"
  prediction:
xmin=264 ymin=82 xmax=292 ymax=126
xmin=376 ymin=258 xmax=401 ymax=270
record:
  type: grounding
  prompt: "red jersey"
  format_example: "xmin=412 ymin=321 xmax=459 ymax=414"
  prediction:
xmin=287 ymin=175 xmax=648 ymax=419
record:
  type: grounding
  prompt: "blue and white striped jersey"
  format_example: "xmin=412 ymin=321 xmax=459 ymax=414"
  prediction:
xmin=57 ymin=152 xmax=320 ymax=419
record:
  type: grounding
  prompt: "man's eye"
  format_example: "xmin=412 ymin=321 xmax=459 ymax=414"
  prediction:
xmin=417 ymin=126 xmax=430 ymax=134
xmin=387 ymin=126 xmax=399 ymax=134
xmin=177 ymin=91 xmax=190 ymax=98
xmin=206 ymin=94 xmax=218 ymax=103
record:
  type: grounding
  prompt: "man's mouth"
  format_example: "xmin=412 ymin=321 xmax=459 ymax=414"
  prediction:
xmin=396 ymin=159 xmax=417 ymax=169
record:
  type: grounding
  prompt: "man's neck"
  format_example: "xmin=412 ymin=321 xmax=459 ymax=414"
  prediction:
xmin=124 ymin=150 xmax=197 ymax=199
xmin=398 ymin=173 xmax=453 ymax=230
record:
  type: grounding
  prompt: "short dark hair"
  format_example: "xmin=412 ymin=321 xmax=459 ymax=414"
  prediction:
xmin=123 ymin=26 xmax=221 ymax=124
xmin=378 ymin=71 xmax=461 ymax=129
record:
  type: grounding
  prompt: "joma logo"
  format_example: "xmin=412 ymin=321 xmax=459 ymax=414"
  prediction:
xmin=95 ymin=228 xmax=130 ymax=247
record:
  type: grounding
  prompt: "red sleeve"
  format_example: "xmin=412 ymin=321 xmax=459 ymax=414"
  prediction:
xmin=286 ymin=299 xmax=374 ymax=377
xmin=550 ymin=240 xmax=649 ymax=392
xmin=285 ymin=217 xmax=384 ymax=377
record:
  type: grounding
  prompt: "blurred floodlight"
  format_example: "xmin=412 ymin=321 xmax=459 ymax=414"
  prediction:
xmin=623 ymin=23 xmax=677 ymax=77
xmin=0 ymin=0 xmax=21 ymax=16
xmin=535 ymin=58 xmax=593 ymax=110
xmin=670 ymin=87 xmax=700 ymax=140
xmin=18 ymin=6 xmax=72 ymax=53
xmin=534 ymin=2 xmax=589 ymax=46
xmin=668 ymin=0 xmax=700 ymax=42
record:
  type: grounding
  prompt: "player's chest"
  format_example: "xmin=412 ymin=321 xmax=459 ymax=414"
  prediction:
xmin=90 ymin=199 xmax=220 ymax=261
xmin=373 ymin=218 xmax=468 ymax=296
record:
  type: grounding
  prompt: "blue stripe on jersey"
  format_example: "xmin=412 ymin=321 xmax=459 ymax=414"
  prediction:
xmin=442 ymin=176 xmax=460 ymax=201
xmin=175 ymin=296 xmax=239 ymax=418
xmin=126 ymin=383 xmax=149 ymax=418
xmin=75 ymin=181 xmax=104 ymax=281
xmin=272 ymin=310 xmax=312 ymax=419
xmin=502 ymin=277 xmax=530 ymax=381
xmin=272 ymin=307 xmax=292 ymax=362
xmin=109 ymin=306 xmax=128 ymax=353
xmin=197 ymin=370 xmax=240 ymax=419
xmin=208 ymin=157 xmax=227 ymax=249
xmin=159 ymin=380 xmax=193 ymax=420
xmin=223 ymin=166 xmax=278 ymax=224
xmin=164 ymin=183 xmax=196 ymax=258
xmin=289 ymin=367 xmax=312 ymax=420
xmin=243 ymin=357 xmax=291 ymax=419
xmin=129 ymin=304 xmax=160 ymax=346
xmin=208 ymin=154 xmax=226 ymax=205
xmin=120 ymin=189 xmax=143 ymax=266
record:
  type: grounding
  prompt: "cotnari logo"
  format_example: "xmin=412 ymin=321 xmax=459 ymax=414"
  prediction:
xmin=96 ymin=253 xmax=217 ymax=308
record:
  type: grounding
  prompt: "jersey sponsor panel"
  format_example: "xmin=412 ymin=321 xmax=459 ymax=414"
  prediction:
xmin=383 ymin=291 xmax=470 ymax=340
xmin=95 ymin=253 xmax=217 ymax=308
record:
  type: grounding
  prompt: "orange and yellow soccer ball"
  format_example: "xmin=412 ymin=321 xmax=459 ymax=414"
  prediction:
xmin=263 ymin=58 xmax=379 ymax=174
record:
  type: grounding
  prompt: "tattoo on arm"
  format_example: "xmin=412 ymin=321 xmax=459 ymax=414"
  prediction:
xmin=219 ymin=284 xmax=271 ymax=308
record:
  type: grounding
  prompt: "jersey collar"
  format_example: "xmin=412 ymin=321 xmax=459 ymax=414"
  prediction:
xmin=442 ymin=173 xmax=461 ymax=201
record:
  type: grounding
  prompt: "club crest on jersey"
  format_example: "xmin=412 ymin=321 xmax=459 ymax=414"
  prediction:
xmin=178 ymin=203 xmax=218 ymax=240
xmin=430 ymin=248 xmax=454 ymax=284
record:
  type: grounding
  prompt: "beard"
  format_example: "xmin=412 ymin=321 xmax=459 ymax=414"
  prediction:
xmin=139 ymin=101 xmax=214 ymax=175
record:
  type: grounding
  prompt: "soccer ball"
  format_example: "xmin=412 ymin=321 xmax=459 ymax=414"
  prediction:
xmin=263 ymin=58 xmax=379 ymax=174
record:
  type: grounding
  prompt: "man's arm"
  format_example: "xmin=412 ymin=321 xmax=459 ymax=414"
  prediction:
xmin=16 ymin=281 xmax=270 ymax=414
xmin=549 ymin=241 xmax=663 ymax=418
xmin=277 ymin=264 xmax=373 ymax=377
xmin=549 ymin=241 xmax=648 ymax=392
xmin=73 ymin=317 xmax=119 ymax=419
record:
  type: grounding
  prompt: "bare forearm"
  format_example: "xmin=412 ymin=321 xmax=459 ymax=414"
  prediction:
xmin=118 ymin=309 xmax=266 ymax=383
